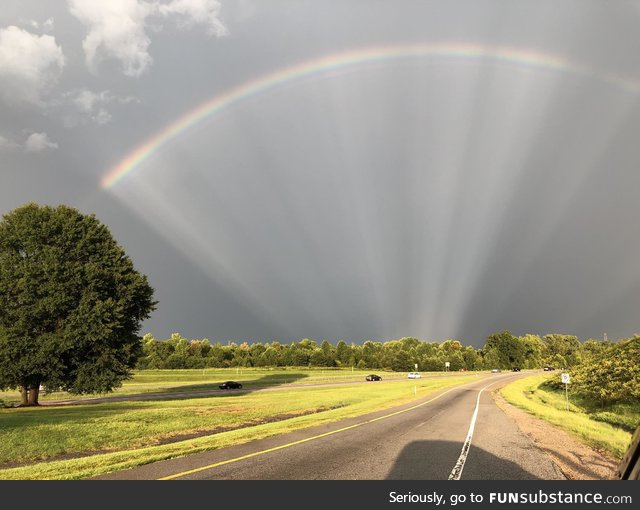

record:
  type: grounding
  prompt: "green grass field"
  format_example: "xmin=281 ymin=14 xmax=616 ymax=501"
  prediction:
xmin=0 ymin=367 xmax=455 ymax=404
xmin=500 ymin=374 xmax=637 ymax=459
xmin=0 ymin=369 xmax=480 ymax=480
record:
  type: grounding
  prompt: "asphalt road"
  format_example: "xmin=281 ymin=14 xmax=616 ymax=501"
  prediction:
xmin=95 ymin=372 xmax=565 ymax=480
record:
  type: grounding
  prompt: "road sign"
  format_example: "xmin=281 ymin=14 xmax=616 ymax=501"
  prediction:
xmin=561 ymin=373 xmax=570 ymax=410
xmin=445 ymin=362 xmax=450 ymax=367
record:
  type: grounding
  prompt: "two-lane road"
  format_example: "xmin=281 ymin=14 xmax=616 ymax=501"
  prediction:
xmin=96 ymin=372 xmax=564 ymax=480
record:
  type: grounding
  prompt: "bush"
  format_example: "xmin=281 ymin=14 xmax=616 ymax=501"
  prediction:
xmin=571 ymin=337 xmax=640 ymax=406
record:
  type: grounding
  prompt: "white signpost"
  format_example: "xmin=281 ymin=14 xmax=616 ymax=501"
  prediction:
xmin=445 ymin=361 xmax=450 ymax=372
xmin=561 ymin=373 xmax=570 ymax=410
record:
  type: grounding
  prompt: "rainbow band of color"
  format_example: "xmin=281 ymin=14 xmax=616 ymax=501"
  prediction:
xmin=101 ymin=42 xmax=640 ymax=189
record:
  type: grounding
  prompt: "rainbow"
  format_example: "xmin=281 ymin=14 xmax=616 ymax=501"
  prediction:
xmin=101 ymin=42 xmax=640 ymax=189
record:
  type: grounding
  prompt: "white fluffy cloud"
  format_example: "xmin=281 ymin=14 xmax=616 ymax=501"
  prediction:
xmin=24 ymin=132 xmax=58 ymax=153
xmin=0 ymin=131 xmax=59 ymax=152
xmin=68 ymin=0 xmax=227 ymax=77
xmin=158 ymin=0 xmax=228 ymax=36
xmin=58 ymin=88 xmax=138 ymax=126
xmin=69 ymin=88 xmax=114 ymax=125
xmin=67 ymin=0 xmax=154 ymax=77
xmin=0 ymin=26 xmax=65 ymax=104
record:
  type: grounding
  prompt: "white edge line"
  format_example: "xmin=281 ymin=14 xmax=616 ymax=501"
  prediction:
xmin=447 ymin=377 xmax=510 ymax=480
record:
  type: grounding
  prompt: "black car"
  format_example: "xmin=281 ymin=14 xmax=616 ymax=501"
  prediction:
xmin=366 ymin=374 xmax=382 ymax=381
xmin=543 ymin=366 xmax=555 ymax=371
xmin=219 ymin=381 xmax=242 ymax=390
xmin=512 ymin=367 xmax=521 ymax=372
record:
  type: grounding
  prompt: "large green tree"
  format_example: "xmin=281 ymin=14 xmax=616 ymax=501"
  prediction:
xmin=0 ymin=203 xmax=156 ymax=405
xmin=483 ymin=330 xmax=526 ymax=369
xmin=570 ymin=336 xmax=640 ymax=406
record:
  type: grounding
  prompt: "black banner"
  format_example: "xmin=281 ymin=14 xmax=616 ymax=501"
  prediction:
xmin=2 ymin=480 xmax=638 ymax=509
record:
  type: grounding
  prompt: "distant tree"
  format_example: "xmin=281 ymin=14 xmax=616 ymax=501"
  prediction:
xmin=248 ymin=342 xmax=266 ymax=365
xmin=309 ymin=348 xmax=328 ymax=366
xmin=259 ymin=346 xmax=279 ymax=367
xmin=462 ymin=346 xmax=481 ymax=370
xmin=319 ymin=339 xmax=335 ymax=366
xmin=137 ymin=333 xmax=159 ymax=369
xmin=189 ymin=339 xmax=212 ymax=358
xmin=233 ymin=342 xmax=252 ymax=367
xmin=398 ymin=337 xmax=420 ymax=350
xmin=543 ymin=334 xmax=581 ymax=367
xmin=287 ymin=343 xmax=310 ymax=366
xmin=439 ymin=340 xmax=465 ymax=370
xmin=203 ymin=343 xmax=223 ymax=367
xmin=520 ymin=334 xmax=545 ymax=369
xmin=581 ymin=338 xmax=613 ymax=360
xmin=0 ymin=203 xmax=156 ymax=405
xmin=335 ymin=340 xmax=352 ymax=366
xmin=483 ymin=330 xmax=526 ymax=369
xmin=420 ymin=355 xmax=442 ymax=372
xmin=390 ymin=350 xmax=413 ymax=371
xmin=361 ymin=341 xmax=382 ymax=368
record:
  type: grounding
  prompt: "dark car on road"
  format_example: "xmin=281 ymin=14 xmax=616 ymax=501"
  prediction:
xmin=366 ymin=374 xmax=382 ymax=381
xmin=512 ymin=367 xmax=521 ymax=372
xmin=219 ymin=381 xmax=242 ymax=390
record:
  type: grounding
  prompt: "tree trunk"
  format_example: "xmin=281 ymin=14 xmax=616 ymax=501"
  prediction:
xmin=27 ymin=385 xmax=40 ymax=406
xmin=19 ymin=385 xmax=28 ymax=406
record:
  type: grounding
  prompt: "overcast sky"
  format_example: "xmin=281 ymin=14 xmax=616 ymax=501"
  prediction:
xmin=2 ymin=1 xmax=640 ymax=347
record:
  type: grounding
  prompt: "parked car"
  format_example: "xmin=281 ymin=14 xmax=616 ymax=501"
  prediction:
xmin=618 ymin=425 xmax=640 ymax=479
xmin=491 ymin=368 xmax=501 ymax=373
xmin=512 ymin=367 xmax=521 ymax=372
xmin=543 ymin=366 xmax=555 ymax=371
xmin=365 ymin=374 xmax=382 ymax=381
xmin=219 ymin=381 xmax=242 ymax=390
xmin=408 ymin=372 xmax=421 ymax=379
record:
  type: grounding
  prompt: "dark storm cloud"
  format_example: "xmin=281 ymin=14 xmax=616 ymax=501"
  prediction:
xmin=2 ymin=1 xmax=640 ymax=346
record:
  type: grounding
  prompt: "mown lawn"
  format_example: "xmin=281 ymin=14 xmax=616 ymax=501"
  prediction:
xmin=0 ymin=371 xmax=480 ymax=479
xmin=0 ymin=367 xmax=419 ymax=405
xmin=500 ymin=374 xmax=637 ymax=458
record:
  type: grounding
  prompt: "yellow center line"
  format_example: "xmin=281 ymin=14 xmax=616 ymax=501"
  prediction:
xmin=159 ymin=376 xmax=492 ymax=480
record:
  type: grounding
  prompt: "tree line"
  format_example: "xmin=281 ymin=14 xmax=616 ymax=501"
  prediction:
xmin=1 ymin=203 xmax=636 ymax=408
xmin=135 ymin=330 xmax=608 ymax=372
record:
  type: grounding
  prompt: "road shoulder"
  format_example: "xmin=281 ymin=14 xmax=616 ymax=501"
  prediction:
xmin=491 ymin=388 xmax=619 ymax=480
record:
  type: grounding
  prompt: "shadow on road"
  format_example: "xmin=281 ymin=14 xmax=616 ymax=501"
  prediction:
xmin=386 ymin=440 xmax=542 ymax=480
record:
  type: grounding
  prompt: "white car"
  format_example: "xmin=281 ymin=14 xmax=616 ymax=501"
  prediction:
xmin=408 ymin=372 xmax=421 ymax=379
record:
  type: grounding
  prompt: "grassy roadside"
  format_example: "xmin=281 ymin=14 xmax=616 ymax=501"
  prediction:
xmin=500 ymin=374 xmax=635 ymax=458
xmin=0 ymin=368 xmax=366 ymax=403
xmin=0 ymin=373 xmax=480 ymax=480
xmin=0 ymin=367 xmax=453 ymax=404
